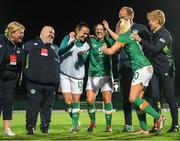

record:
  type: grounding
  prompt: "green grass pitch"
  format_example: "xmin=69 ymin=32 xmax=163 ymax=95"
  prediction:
xmin=0 ymin=111 xmax=179 ymax=140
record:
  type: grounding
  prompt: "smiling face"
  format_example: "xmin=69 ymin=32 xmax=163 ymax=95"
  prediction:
xmin=119 ymin=7 xmax=134 ymax=26
xmin=147 ymin=10 xmax=165 ymax=32
xmin=95 ymin=24 xmax=105 ymax=40
xmin=5 ymin=21 xmax=25 ymax=44
xmin=119 ymin=8 xmax=129 ymax=20
xmin=76 ymin=26 xmax=89 ymax=42
xmin=11 ymin=28 xmax=24 ymax=43
xmin=148 ymin=19 xmax=159 ymax=32
xmin=40 ymin=26 xmax=55 ymax=44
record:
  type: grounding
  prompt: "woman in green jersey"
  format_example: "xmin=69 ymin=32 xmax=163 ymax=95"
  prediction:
xmin=86 ymin=23 xmax=115 ymax=132
xmin=101 ymin=18 xmax=166 ymax=135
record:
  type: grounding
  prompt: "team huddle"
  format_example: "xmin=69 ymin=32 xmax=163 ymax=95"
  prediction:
xmin=0 ymin=6 xmax=178 ymax=136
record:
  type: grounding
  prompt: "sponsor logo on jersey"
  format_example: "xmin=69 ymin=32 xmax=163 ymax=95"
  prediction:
xmin=34 ymin=42 xmax=38 ymax=45
xmin=159 ymin=38 xmax=165 ymax=43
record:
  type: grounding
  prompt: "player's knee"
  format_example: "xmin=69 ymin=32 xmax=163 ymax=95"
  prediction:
xmin=103 ymin=98 xmax=111 ymax=103
xmin=64 ymin=98 xmax=72 ymax=104
xmin=87 ymin=98 xmax=94 ymax=104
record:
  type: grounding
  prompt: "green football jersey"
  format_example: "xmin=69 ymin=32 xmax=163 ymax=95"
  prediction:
xmin=88 ymin=37 xmax=114 ymax=77
xmin=117 ymin=31 xmax=151 ymax=72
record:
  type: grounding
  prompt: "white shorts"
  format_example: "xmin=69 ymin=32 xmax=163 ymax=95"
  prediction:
xmin=131 ymin=65 xmax=153 ymax=87
xmin=59 ymin=73 xmax=83 ymax=94
xmin=86 ymin=76 xmax=113 ymax=94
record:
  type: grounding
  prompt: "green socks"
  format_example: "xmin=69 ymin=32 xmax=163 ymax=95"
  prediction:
xmin=72 ymin=103 xmax=80 ymax=129
xmin=104 ymin=103 xmax=113 ymax=127
xmin=133 ymin=98 xmax=160 ymax=121
xmin=87 ymin=103 xmax=96 ymax=123
xmin=136 ymin=108 xmax=148 ymax=131
xmin=87 ymin=102 xmax=113 ymax=126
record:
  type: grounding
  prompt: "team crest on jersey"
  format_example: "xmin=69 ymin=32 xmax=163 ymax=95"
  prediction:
xmin=93 ymin=44 xmax=98 ymax=47
xmin=30 ymin=89 xmax=36 ymax=94
xmin=164 ymin=72 xmax=168 ymax=76
xmin=50 ymin=45 xmax=55 ymax=50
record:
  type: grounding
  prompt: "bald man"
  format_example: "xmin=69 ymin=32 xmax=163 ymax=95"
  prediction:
xmin=40 ymin=26 xmax=55 ymax=44
xmin=24 ymin=26 xmax=60 ymax=135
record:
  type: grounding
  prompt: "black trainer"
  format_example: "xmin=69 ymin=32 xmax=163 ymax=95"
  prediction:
xmin=40 ymin=124 xmax=49 ymax=133
xmin=27 ymin=127 xmax=35 ymax=135
xmin=167 ymin=126 xmax=179 ymax=133
xmin=26 ymin=124 xmax=36 ymax=135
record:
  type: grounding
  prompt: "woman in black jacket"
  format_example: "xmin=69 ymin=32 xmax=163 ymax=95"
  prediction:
xmin=0 ymin=21 xmax=25 ymax=136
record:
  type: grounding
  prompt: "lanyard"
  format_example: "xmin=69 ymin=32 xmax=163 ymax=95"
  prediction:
xmin=13 ymin=45 xmax=17 ymax=54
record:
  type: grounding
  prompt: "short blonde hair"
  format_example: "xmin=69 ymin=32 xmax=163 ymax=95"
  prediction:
xmin=117 ymin=19 xmax=131 ymax=35
xmin=5 ymin=21 xmax=25 ymax=38
xmin=147 ymin=10 xmax=165 ymax=26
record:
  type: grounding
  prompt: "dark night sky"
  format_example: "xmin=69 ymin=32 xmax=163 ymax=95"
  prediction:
xmin=1 ymin=0 xmax=180 ymax=95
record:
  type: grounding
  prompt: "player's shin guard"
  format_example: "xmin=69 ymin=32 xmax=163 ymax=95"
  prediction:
xmin=104 ymin=103 xmax=113 ymax=127
xmin=133 ymin=98 xmax=160 ymax=121
xmin=72 ymin=103 xmax=80 ymax=129
xmin=87 ymin=103 xmax=96 ymax=123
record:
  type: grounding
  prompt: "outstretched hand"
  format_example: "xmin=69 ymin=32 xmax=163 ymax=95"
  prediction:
xmin=69 ymin=31 xmax=76 ymax=46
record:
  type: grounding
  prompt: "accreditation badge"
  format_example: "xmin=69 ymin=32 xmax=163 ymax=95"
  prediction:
xmin=41 ymin=48 xmax=48 ymax=56
xmin=10 ymin=54 xmax=17 ymax=65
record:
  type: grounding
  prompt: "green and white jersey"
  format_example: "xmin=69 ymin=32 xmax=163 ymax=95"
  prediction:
xmin=59 ymin=35 xmax=90 ymax=79
xmin=88 ymin=37 xmax=114 ymax=77
xmin=117 ymin=31 xmax=151 ymax=72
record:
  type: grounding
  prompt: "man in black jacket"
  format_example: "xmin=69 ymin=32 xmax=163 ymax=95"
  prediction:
xmin=103 ymin=6 xmax=151 ymax=132
xmin=132 ymin=9 xmax=179 ymax=132
xmin=117 ymin=6 xmax=151 ymax=132
xmin=0 ymin=21 xmax=25 ymax=136
xmin=25 ymin=26 xmax=60 ymax=135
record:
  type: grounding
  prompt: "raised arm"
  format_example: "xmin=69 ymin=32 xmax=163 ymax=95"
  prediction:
xmin=103 ymin=20 xmax=118 ymax=40
xmin=132 ymin=32 xmax=172 ymax=54
xmin=58 ymin=35 xmax=75 ymax=56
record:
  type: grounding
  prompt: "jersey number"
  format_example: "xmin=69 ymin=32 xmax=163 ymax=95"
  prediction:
xmin=134 ymin=72 xmax=139 ymax=80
